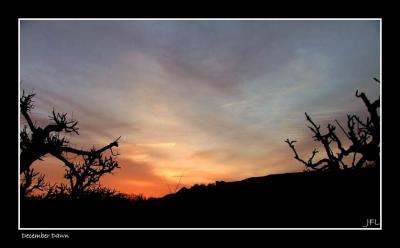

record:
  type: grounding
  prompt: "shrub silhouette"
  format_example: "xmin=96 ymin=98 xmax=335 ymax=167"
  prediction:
xmin=20 ymin=91 xmax=121 ymax=198
xmin=19 ymin=83 xmax=380 ymax=228
xmin=285 ymin=79 xmax=380 ymax=171
xmin=62 ymin=147 xmax=120 ymax=198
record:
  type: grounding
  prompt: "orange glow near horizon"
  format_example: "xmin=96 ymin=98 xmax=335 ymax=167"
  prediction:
xmin=27 ymin=139 xmax=302 ymax=198
xmin=20 ymin=20 xmax=380 ymax=198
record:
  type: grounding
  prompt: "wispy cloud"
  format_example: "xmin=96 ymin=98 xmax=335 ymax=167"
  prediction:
xmin=21 ymin=20 xmax=380 ymax=197
xmin=221 ymin=99 xmax=253 ymax=108
xmin=136 ymin=142 xmax=177 ymax=148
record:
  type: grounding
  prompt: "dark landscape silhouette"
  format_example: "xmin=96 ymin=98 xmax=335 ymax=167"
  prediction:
xmin=19 ymin=80 xmax=380 ymax=228
xmin=21 ymin=167 xmax=379 ymax=228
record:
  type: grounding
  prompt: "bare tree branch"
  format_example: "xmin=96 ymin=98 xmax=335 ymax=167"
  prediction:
xmin=20 ymin=91 xmax=36 ymax=131
xmin=21 ymin=168 xmax=47 ymax=196
xmin=20 ymin=91 xmax=122 ymax=197
xmin=285 ymin=78 xmax=380 ymax=171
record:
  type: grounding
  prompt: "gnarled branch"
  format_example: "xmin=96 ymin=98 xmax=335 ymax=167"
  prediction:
xmin=285 ymin=78 xmax=380 ymax=171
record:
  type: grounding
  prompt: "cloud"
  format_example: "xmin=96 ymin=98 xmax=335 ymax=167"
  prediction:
xmin=221 ymin=99 xmax=254 ymax=108
xmin=20 ymin=20 xmax=380 ymax=197
xmin=136 ymin=142 xmax=176 ymax=148
xmin=189 ymin=149 xmax=234 ymax=162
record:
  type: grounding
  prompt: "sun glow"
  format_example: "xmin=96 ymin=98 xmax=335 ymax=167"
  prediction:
xmin=20 ymin=20 xmax=380 ymax=198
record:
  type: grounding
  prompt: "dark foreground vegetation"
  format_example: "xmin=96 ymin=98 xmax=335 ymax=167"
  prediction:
xmin=21 ymin=166 xmax=379 ymax=228
xmin=19 ymin=79 xmax=380 ymax=228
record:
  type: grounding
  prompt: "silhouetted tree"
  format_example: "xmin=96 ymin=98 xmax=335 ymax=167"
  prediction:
xmin=285 ymin=79 xmax=380 ymax=171
xmin=20 ymin=91 xmax=121 ymax=197
xmin=44 ymin=183 xmax=69 ymax=199
xmin=20 ymin=168 xmax=47 ymax=196
xmin=59 ymin=146 xmax=120 ymax=198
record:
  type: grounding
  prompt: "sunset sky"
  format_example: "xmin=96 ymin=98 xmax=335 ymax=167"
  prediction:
xmin=20 ymin=20 xmax=380 ymax=197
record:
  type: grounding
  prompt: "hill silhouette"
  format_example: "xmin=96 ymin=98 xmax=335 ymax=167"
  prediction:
xmin=19 ymin=81 xmax=380 ymax=228
xmin=21 ymin=166 xmax=379 ymax=228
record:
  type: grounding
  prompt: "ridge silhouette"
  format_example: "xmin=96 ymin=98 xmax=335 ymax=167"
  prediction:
xmin=21 ymin=167 xmax=379 ymax=228
xmin=19 ymin=79 xmax=380 ymax=228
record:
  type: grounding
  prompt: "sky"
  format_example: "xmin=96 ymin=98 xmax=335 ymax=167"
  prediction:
xmin=20 ymin=20 xmax=380 ymax=197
